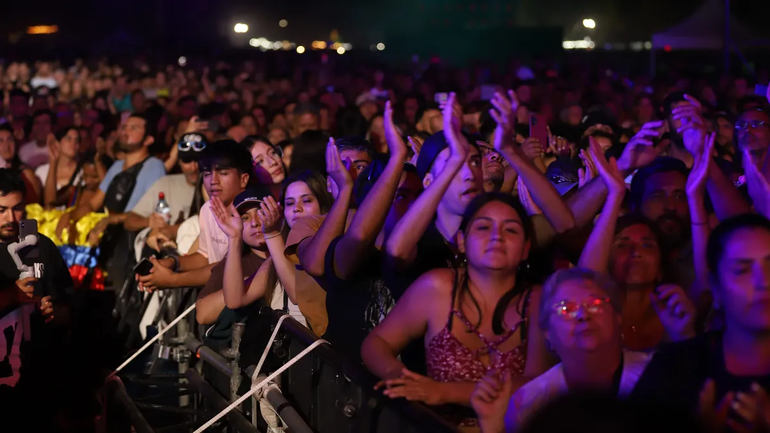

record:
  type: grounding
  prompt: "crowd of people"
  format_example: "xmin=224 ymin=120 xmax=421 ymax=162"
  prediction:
xmin=1 ymin=56 xmax=770 ymax=432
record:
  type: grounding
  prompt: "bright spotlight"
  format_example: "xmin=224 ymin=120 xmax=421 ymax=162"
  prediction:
xmin=296 ymin=45 xmax=306 ymax=54
xmin=582 ymin=19 xmax=596 ymax=29
xmin=234 ymin=23 xmax=249 ymax=33
xmin=337 ymin=46 xmax=346 ymax=55
xmin=376 ymin=43 xmax=385 ymax=51
xmin=177 ymin=56 xmax=187 ymax=66
xmin=279 ymin=19 xmax=288 ymax=28
xmin=249 ymin=38 xmax=259 ymax=47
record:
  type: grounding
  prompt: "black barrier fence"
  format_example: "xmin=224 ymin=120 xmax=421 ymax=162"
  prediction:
xmin=104 ymin=292 xmax=461 ymax=433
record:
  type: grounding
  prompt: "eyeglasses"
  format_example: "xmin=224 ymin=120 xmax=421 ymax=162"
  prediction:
xmin=551 ymin=297 xmax=611 ymax=320
xmin=253 ymin=147 xmax=283 ymax=167
xmin=735 ymin=120 xmax=768 ymax=130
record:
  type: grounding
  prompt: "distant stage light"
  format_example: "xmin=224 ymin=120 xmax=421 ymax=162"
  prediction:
xmin=279 ymin=19 xmax=288 ymax=28
xmin=337 ymin=46 xmax=346 ymax=55
xmin=249 ymin=38 xmax=259 ymax=47
xmin=582 ymin=19 xmax=596 ymax=29
xmin=377 ymin=43 xmax=385 ymax=51
xmin=296 ymin=46 xmax=306 ymax=54
xmin=178 ymin=56 xmax=187 ymax=66
xmin=234 ymin=23 xmax=249 ymax=33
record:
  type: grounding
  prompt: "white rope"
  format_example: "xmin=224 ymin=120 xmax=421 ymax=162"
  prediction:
xmin=193 ymin=338 xmax=328 ymax=433
xmin=251 ymin=314 xmax=290 ymax=427
xmin=110 ymin=304 xmax=197 ymax=376
xmin=252 ymin=314 xmax=290 ymax=384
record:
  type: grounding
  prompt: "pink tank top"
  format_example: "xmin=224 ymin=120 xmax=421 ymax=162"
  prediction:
xmin=426 ymin=293 xmax=530 ymax=383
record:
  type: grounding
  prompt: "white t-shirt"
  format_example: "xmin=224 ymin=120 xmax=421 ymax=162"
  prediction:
xmin=197 ymin=201 xmax=229 ymax=264
xmin=30 ymin=76 xmax=58 ymax=89
xmin=129 ymin=174 xmax=195 ymax=223
xmin=34 ymin=163 xmax=83 ymax=191
xmin=18 ymin=141 xmax=49 ymax=169
xmin=269 ymin=282 xmax=308 ymax=328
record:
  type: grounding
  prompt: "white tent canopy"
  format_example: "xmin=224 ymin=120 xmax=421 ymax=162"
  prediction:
xmin=651 ymin=0 xmax=764 ymax=50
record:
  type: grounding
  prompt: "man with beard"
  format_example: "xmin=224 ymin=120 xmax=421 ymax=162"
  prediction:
xmin=0 ymin=169 xmax=71 ymax=429
xmin=630 ymin=157 xmax=694 ymax=290
xmin=60 ymin=113 xmax=166 ymax=288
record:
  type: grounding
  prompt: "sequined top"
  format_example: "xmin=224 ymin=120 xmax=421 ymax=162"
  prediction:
xmin=426 ymin=297 xmax=529 ymax=383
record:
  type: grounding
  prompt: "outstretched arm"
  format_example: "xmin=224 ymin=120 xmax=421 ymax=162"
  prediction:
xmin=386 ymin=93 xmax=469 ymax=268
xmin=296 ymin=138 xmax=354 ymax=278
xmin=578 ymin=138 xmax=627 ymax=272
xmin=333 ymin=101 xmax=408 ymax=279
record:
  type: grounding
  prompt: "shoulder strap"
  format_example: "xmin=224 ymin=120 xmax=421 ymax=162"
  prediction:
xmin=519 ymin=285 xmax=533 ymax=340
xmin=447 ymin=267 xmax=460 ymax=331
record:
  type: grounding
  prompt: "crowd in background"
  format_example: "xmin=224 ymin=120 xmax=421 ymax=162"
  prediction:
xmin=1 ymin=55 xmax=770 ymax=432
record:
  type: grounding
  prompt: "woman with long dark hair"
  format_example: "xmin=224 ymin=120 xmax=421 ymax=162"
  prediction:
xmin=36 ymin=126 xmax=83 ymax=209
xmin=362 ymin=192 xmax=552 ymax=418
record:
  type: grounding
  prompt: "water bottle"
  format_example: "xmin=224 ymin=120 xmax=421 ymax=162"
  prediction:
xmin=155 ymin=192 xmax=172 ymax=224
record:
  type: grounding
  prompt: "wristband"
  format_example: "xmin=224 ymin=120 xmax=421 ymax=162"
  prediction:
xmin=168 ymin=254 xmax=179 ymax=272
xmin=263 ymin=232 xmax=282 ymax=240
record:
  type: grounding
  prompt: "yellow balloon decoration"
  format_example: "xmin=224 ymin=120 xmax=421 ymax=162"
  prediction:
xmin=26 ymin=204 xmax=109 ymax=247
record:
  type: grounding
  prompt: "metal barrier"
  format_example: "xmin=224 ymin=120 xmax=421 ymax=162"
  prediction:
xmin=103 ymin=289 xmax=461 ymax=433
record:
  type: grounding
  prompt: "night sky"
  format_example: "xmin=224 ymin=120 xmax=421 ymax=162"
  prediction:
xmin=0 ymin=0 xmax=767 ymax=58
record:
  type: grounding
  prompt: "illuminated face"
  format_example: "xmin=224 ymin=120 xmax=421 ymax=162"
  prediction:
xmin=609 ymin=224 xmax=662 ymax=287
xmin=716 ymin=228 xmax=770 ymax=332
xmin=240 ymin=207 xmax=266 ymax=249
xmin=546 ymin=279 xmax=620 ymax=353
xmin=250 ymin=140 xmax=285 ymax=185
xmin=0 ymin=191 xmax=23 ymax=242
xmin=283 ymin=181 xmax=322 ymax=228
xmin=640 ymin=171 xmax=690 ymax=246
xmin=0 ymin=130 xmax=15 ymax=162
xmin=118 ymin=116 xmax=149 ymax=153
xmin=202 ymin=167 xmax=248 ymax=206
xmin=459 ymin=200 xmax=528 ymax=272
xmin=428 ymin=146 xmax=483 ymax=216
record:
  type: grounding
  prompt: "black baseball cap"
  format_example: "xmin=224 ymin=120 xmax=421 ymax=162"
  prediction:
xmin=545 ymin=157 xmax=581 ymax=196
xmin=415 ymin=130 xmax=479 ymax=180
xmin=233 ymin=184 xmax=273 ymax=214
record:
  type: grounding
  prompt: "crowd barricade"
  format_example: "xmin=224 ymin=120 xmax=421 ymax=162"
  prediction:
xmin=103 ymin=290 xmax=461 ymax=433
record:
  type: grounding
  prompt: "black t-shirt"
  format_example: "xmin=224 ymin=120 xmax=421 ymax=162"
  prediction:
xmin=630 ymin=332 xmax=770 ymax=411
xmin=0 ymin=234 xmax=74 ymax=318
xmin=384 ymin=221 xmax=455 ymax=297
xmin=323 ymin=236 xmax=396 ymax=364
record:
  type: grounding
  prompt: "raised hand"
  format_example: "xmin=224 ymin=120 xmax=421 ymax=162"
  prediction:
xmin=488 ymin=91 xmax=519 ymax=156
xmin=589 ymin=137 xmax=625 ymax=197
xmin=578 ymin=148 xmax=598 ymax=188
xmin=442 ymin=93 xmax=470 ymax=162
xmin=210 ymin=196 xmax=243 ymax=240
xmin=547 ymin=127 xmax=570 ymax=157
xmin=743 ymin=146 xmax=770 ymax=219
xmin=326 ymin=137 xmax=353 ymax=189
xmin=674 ymin=94 xmax=708 ymax=156
xmin=257 ymin=196 xmax=284 ymax=237
xmin=383 ymin=101 xmax=408 ymax=160
xmin=686 ymin=132 xmax=715 ymax=198
xmin=520 ymin=137 xmax=544 ymax=161
xmin=47 ymin=133 xmax=60 ymax=162
xmin=407 ymin=136 xmax=422 ymax=166
xmin=652 ymin=284 xmax=696 ymax=342
xmin=617 ymin=120 xmax=667 ymax=174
